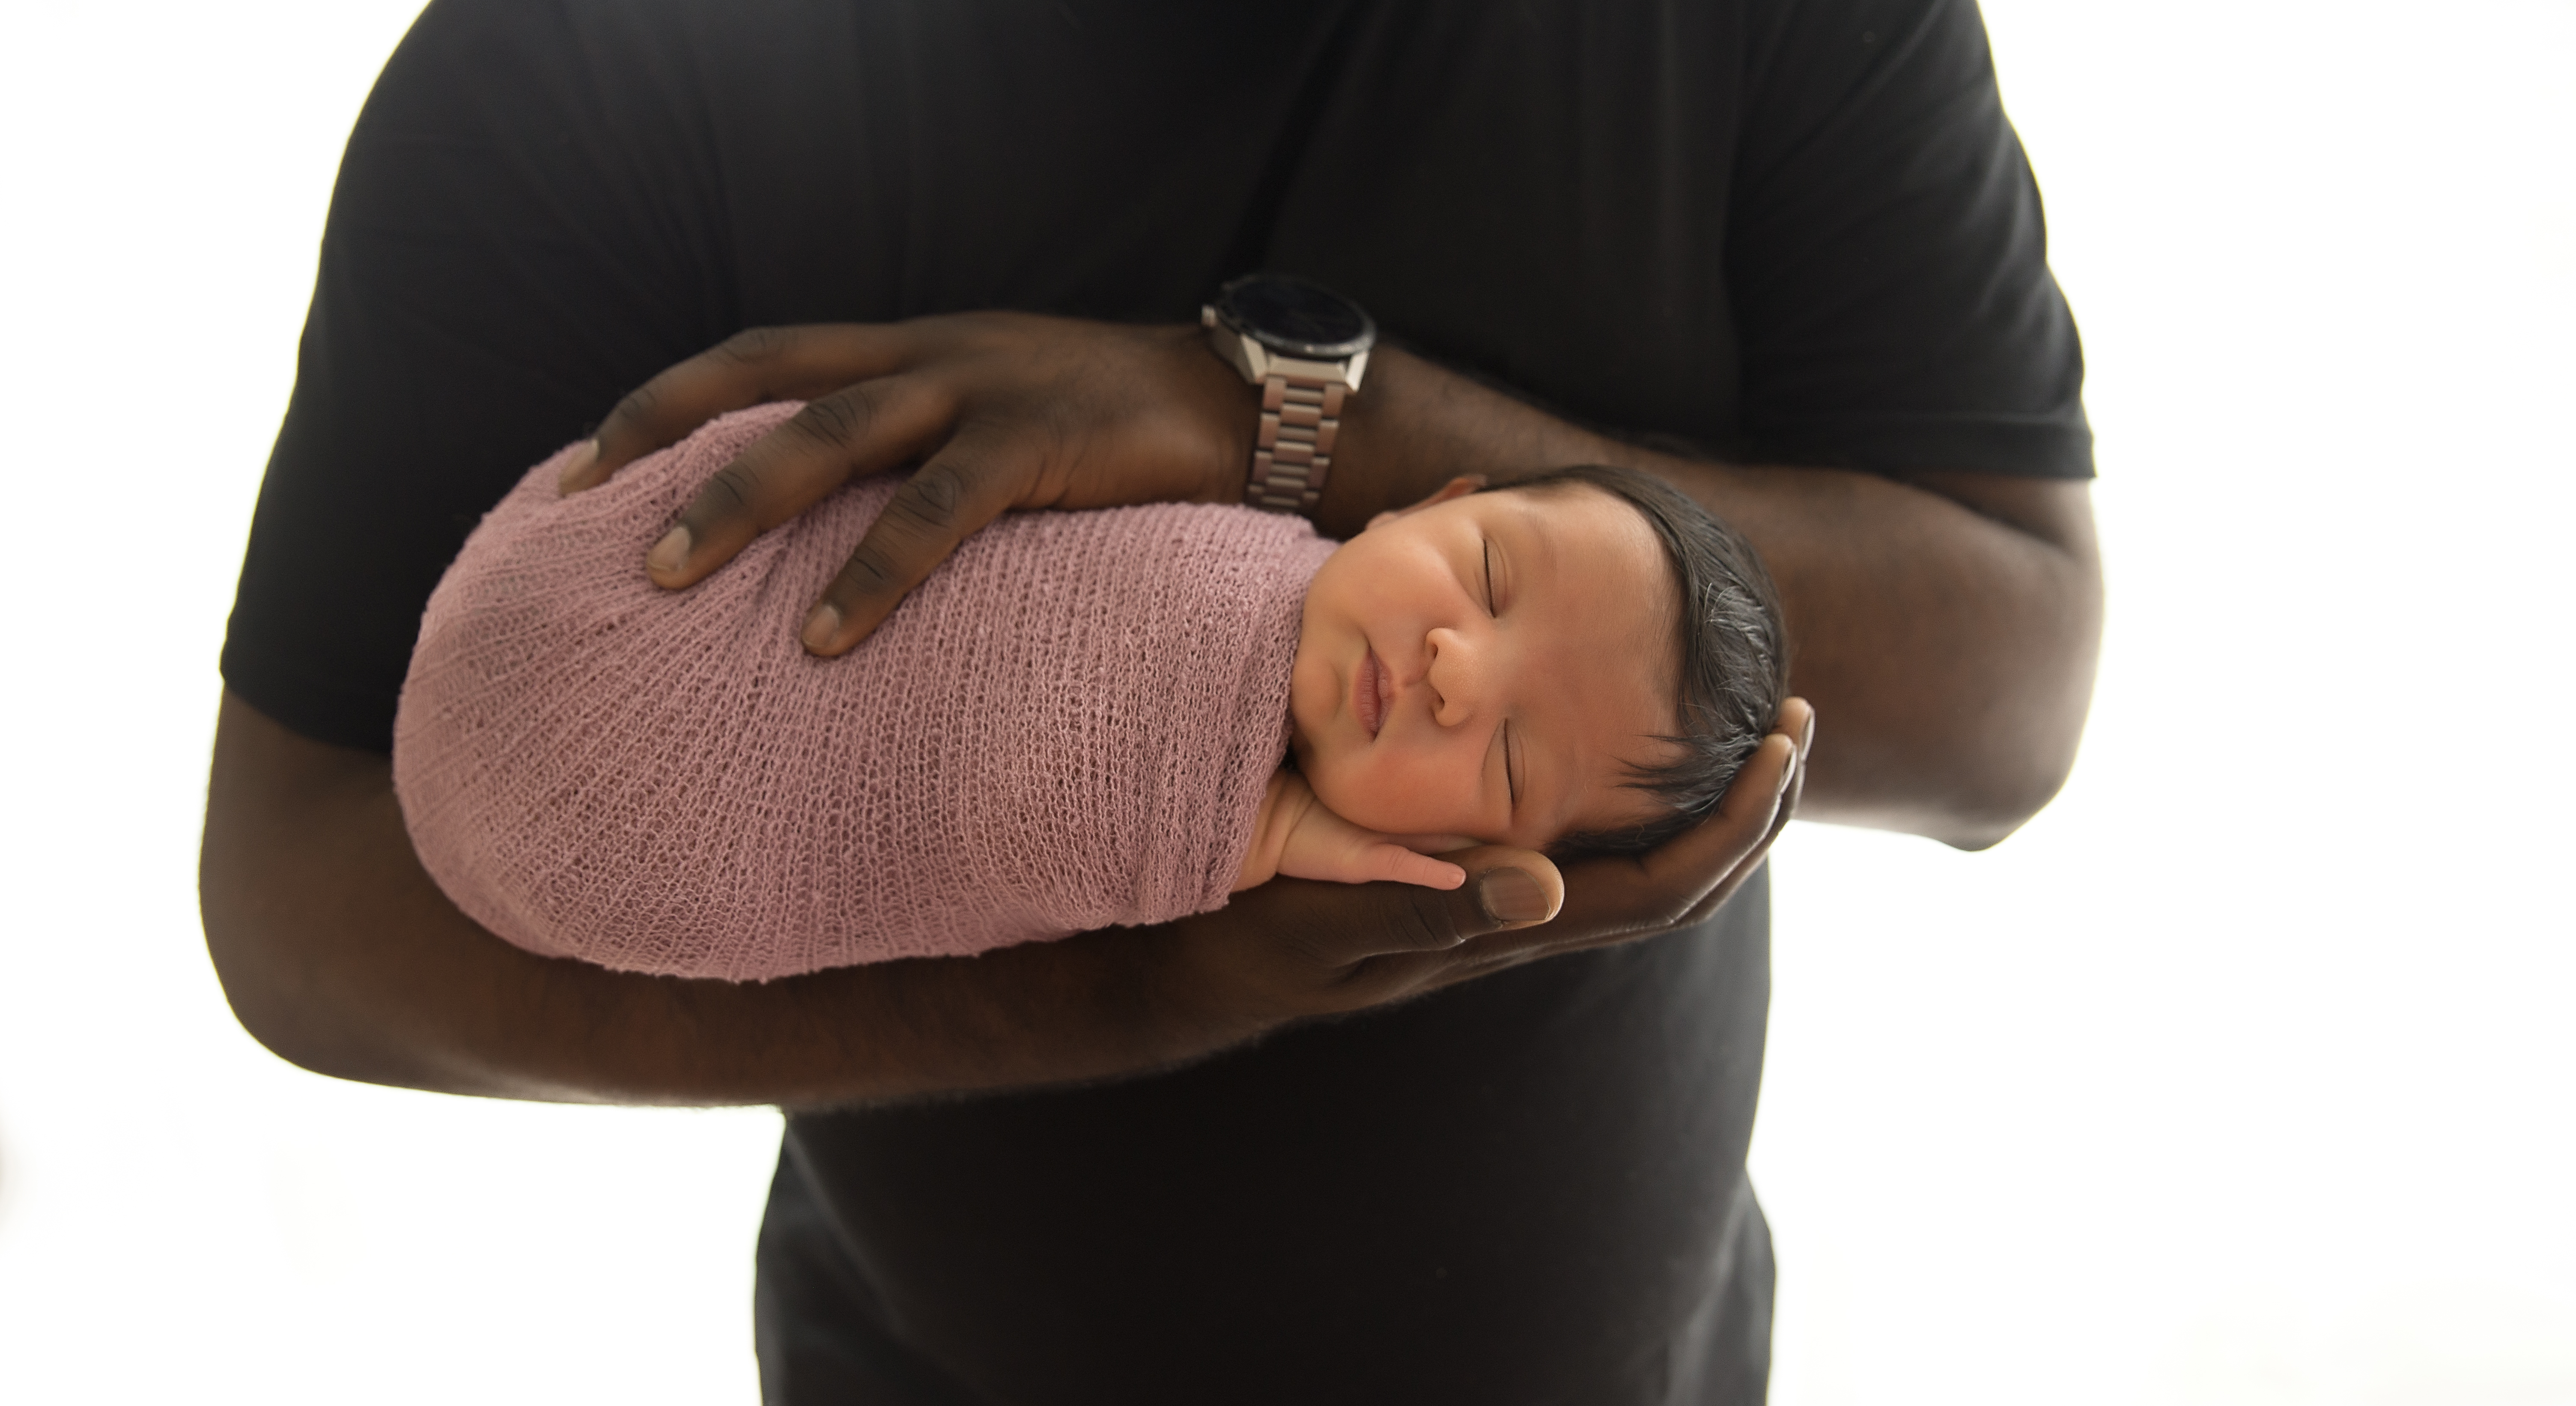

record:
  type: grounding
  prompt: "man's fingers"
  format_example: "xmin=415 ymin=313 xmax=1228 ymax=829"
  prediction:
xmin=1255 ymin=702 xmax=1811 ymax=1007
xmin=1245 ymin=848 xmax=1564 ymax=966
xmin=1549 ymin=737 xmax=1793 ymax=938
xmin=563 ymin=325 xmax=921 ymax=491
xmin=1650 ymin=706 xmax=1806 ymax=884
xmin=644 ymin=379 xmax=954 ymax=591
xmin=1462 ymin=698 xmax=1816 ymax=976
xmin=1667 ymin=699 xmax=1814 ymax=927
xmin=1385 ymin=851 xmax=1564 ymax=947
xmin=1468 ymin=857 xmax=1565 ymax=925
xmin=798 ymin=429 xmax=1030 ymax=654
xmin=1633 ymin=696 xmax=1813 ymax=914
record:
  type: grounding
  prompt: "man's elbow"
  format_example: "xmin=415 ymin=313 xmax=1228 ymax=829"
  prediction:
xmin=1890 ymin=469 xmax=2102 ymax=850
xmin=1805 ymin=640 xmax=2099 ymax=851
xmin=1816 ymin=744 xmax=2080 ymax=851
xmin=1929 ymin=742 xmax=2081 ymax=851
xmin=199 ymin=885 xmax=354 ymax=1082
xmin=1934 ymin=655 xmax=2098 ymax=850
xmin=199 ymin=827 xmax=427 ymax=1090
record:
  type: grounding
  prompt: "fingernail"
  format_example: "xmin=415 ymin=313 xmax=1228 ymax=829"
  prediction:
xmin=800 ymin=603 xmax=841 ymax=653
xmin=646 ymin=526 xmax=691 ymax=576
xmin=1476 ymin=867 xmax=1550 ymax=924
xmin=1777 ymin=747 xmax=1798 ymax=794
xmin=557 ymin=439 xmax=600 ymax=493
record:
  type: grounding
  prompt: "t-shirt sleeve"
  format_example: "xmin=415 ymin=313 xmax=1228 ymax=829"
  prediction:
xmin=221 ymin=0 xmax=735 ymax=752
xmin=1728 ymin=0 xmax=2091 ymax=480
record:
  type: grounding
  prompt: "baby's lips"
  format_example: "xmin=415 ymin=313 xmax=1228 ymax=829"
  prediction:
xmin=1354 ymin=645 xmax=1387 ymax=738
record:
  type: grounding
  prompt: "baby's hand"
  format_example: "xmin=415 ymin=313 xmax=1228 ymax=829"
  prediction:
xmin=1234 ymin=770 xmax=1469 ymax=893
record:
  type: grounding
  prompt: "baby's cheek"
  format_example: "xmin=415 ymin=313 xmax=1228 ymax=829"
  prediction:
xmin=1303 ymin=749 xmax=1462 ymax=839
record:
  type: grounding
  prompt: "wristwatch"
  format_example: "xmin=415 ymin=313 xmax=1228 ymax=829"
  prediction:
xmin=1202 ymin=274 xmax=1377 ymax=516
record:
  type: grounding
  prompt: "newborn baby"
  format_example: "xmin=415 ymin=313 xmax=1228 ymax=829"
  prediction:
xmin=394 ymin=403 xmax=1783 ymax=980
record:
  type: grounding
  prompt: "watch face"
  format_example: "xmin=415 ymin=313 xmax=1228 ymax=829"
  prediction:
xmin=1218 ymin=274 xmax=1376 ymax=358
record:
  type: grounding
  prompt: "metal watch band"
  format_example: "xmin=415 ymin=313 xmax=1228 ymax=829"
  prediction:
xmin=1245 ymin=373 xmax=1346 ymax=515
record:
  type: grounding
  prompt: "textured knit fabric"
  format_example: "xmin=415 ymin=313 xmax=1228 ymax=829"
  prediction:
xmin=393 ymin=403 xmax=1335 ymax=981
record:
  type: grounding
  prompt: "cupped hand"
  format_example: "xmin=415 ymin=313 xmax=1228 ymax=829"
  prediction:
xmin=558 ymin=315 xmax=1257 ymax=653
xmin=1149 ymin=698 xmax=1813 ymax=1032
xmin=1437 ymin=696 xmax=1816 ymax=986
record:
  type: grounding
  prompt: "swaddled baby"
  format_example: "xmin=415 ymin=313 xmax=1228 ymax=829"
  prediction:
xmin=394 ymin=403 xmax=1784 ymax=981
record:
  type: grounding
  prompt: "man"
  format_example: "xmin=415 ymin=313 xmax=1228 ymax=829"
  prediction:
xmin=201 ymin=1 xmax=2098 ymax=1400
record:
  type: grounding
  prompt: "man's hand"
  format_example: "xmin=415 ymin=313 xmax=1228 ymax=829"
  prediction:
xmin=1191 ymin=697 xmax=1813 ymax=1015
xmin=558 ymin=314 xmax=1261 ymax=655
xmin=202 ymin=692 xmax=1808 ymax=1107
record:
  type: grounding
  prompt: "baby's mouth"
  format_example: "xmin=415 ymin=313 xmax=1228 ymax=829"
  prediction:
xmin=1355 ymin=647 xmax=1389 ymax=740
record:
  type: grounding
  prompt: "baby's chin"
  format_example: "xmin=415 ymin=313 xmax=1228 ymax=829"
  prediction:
xmin=1287 ymin=734 xmax=1373 ymax=828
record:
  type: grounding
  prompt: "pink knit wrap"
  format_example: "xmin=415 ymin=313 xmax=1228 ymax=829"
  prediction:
xmin=393 ymin=403 xmax=1335 ymax=981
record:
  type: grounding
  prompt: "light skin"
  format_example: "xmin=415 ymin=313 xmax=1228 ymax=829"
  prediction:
xmin=1237 ymin=477 xmax=1684 ymax=893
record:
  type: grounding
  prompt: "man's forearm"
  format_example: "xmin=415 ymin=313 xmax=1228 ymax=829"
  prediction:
xmin=202 ymin=690 xmax=1595 ymax=1106
xmin=1330 ymin=349 xmax=2102 ymax=848
xmin=201 ymin=691 xmax=1219 ymax=1106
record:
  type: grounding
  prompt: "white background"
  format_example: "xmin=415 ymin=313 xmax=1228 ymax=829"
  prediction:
xmin=1 ymin=2 xmax=2569 ymax=1402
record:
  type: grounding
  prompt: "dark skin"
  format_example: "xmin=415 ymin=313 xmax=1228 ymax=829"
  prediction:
xmin=203 ymin=310 xmax=2092 ymax=1109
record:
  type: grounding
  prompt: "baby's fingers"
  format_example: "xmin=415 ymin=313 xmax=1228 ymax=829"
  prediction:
xmin=1367 ymin=845 xmax=1467 ymax=891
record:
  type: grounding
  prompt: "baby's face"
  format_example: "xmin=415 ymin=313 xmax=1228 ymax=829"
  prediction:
xmin=1289 ymin=479 xmax=1682 ymax=851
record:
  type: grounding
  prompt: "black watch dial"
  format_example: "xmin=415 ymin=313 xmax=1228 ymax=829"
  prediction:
xmin=1216 ymin=274 xmax=1376 ymax=358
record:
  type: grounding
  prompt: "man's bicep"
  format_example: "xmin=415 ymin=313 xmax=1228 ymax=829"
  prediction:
xmin=1903 ymin=471 xmax=2100 ymax=565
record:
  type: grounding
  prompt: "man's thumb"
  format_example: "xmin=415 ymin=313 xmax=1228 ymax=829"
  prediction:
xmin=1272 ymin=848 xmax=1565 ymax=964
xmin=1458 ymin=847 xmax=1565 ymax=928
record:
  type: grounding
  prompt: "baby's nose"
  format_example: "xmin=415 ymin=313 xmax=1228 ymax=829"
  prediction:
xmin=1425 ymin=627 xmax=1489 ymax=726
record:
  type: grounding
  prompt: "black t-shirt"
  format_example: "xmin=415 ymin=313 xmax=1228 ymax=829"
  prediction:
xmin=222 ymin=2 xmax=2087 ymax=1401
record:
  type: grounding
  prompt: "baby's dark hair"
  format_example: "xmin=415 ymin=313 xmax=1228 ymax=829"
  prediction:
xmin=1482 ymin=466 xmax=1788 ymax=856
